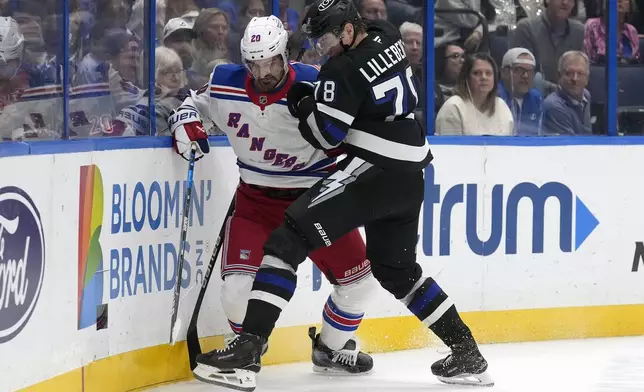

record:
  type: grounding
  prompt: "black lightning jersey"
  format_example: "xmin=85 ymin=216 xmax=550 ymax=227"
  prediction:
xmin=297 ymin=19 xmax=433 ymax=171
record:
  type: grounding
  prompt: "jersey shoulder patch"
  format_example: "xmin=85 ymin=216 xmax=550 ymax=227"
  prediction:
xmin=289 ymin=61 xmax=320 ymax=83
xmin=211 ymin=64 xmax=246 ymax=89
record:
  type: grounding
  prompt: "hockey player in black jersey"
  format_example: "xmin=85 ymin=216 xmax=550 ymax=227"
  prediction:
xmin=194 ymin=0 xmax=493 ymax=390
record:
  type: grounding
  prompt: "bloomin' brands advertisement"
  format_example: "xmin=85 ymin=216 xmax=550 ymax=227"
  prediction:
xmin=76 ymin=163 xmax=218 ymax=336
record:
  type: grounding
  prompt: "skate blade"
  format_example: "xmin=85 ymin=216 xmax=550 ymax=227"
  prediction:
xmin=437 ymin=370 xmax=494 ymax=387
xmin=312 ymin=365 xmax=373 ymax=376
xmin=193 ymin=363 xmax=256 ymax=391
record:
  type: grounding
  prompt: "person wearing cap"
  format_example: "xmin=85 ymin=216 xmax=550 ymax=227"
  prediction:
xmin=163 ymin=17 xmax=197 ymax=70
xmin=510 ymin=0 xmax=584 ymax=90
xmin=498 ymin=48 xmax=544 ymax=136
xmin=542 ymin=50 xmax=592 ymax=135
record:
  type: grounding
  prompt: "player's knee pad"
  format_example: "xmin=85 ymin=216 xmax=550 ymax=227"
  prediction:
xmin=263 ymin=220 xmax=310 ymax=271
xmin=331 ymin=274 xmax=379 ymax=315
xmin=370 ymin=261 xmax=423 ymax=299
xmin=221 ymin=274 xmax=254 ymax=328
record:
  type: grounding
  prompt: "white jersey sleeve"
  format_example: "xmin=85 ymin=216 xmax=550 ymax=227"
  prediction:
xmin=175 ymin=68 xmax=222 ymax=133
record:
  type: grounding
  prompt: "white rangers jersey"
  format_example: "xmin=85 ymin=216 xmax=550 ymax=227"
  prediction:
xmin=183 ymin=62 xmax=336 ymax=189
xmin=0 ymin=68 xmax=63 ymax=141
xmin=69 ymin=67 xmax=144 ymax=138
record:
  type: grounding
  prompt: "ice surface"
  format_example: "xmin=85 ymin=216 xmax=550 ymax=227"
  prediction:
xmin=151 ymin=336 xmax=644 ymax=392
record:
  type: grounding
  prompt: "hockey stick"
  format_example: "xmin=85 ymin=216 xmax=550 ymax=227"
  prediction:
xmin=295 ymin=46 xmax=306 ymax=62
xmin=186 ymin=196 xmax=236 ymax=370
xmin=169 ymin=144 xmax=198 ymax=345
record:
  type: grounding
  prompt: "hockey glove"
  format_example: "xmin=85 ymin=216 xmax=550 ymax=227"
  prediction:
xmin=287 ymin=81 xmax=315 ymax=118
xmin=169 ymin=106 xmax=210 ymax=161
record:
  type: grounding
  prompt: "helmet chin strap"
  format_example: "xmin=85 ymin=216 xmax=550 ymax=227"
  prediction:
xmin=341 ymin=23 xmax=359 ymax=52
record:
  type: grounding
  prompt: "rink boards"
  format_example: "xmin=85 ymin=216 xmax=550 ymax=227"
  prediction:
xmin=2 ymin=139 xmax=644 ymax=392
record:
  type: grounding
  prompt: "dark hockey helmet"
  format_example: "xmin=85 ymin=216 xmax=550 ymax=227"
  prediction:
xmin=301 ymin=0 xmax=361 ymax=55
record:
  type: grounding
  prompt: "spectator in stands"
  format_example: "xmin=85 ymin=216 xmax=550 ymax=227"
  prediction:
xmin=166 ymin=0 xmax=200 ymax=21
xmin=435 ymin=53 xmax=514 ymax=135
xmin=279 ymin=0 xmax=300 ymax=33
xmin=0 ymin=16 xmax=62 ymax=141
xmin=196 ymin=0 xmax=240 ymax=27
xmin=401 ymin=22 xmax=422 ymax=75
xmin=190 ymin=8 xmax=240 ymax=89
xmin=584 ymin=0 xmax=640 ymax=64
xmin=107 ymin=32 xmax=141 ymax=87
xmin=543 ymin=50 xmax=592 ymax=135
xmin=510 ymin=0 xmax=585 ymax=90
xmin=498 ymin=48 xmax=545 ymax=135
xmin=401 ymin=22 xmax=423 ymax=105
xmin=74 ymin=23 xmax=121 ymax=86
xmin=163 ymin=18 xmax=197 ymax=71
xmin=238 ymin=0 xmax=267 ymax=32
xmin=10 ymin=2 xmax=46 ymax=67
xmin=95 ymin=0 xmax=132 ymax=30
xmin=355 ymin=0 xmax=388 ymax=20
xmin=434 ymin=0 xmax=491 ymax=51
xmin=435 ymin=44 xmax=464 ymax=104
xmin=110 ymin=47 xmax=190 ymax=137
xmin=629 ymin=0 xmax=644 ymax=32
xmin=387 ymin=0 xmax=421 ymax=28
xmin=287 ymin=32 xmax=324 ymax=65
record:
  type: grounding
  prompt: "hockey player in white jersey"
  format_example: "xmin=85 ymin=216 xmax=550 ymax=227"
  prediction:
xmin=168 ymin=16 xmax=378 ymax=388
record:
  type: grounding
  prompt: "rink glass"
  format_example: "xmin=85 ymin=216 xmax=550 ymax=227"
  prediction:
xmin=0 ymin=0 xmax=628 ymax=141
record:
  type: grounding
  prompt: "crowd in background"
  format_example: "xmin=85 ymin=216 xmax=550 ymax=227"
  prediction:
xmin=0 ymin=0 xmax=642 ymax=141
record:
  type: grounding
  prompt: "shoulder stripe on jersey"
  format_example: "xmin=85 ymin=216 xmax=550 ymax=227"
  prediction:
xmin=211 ymin=84 xmax=246 ymax=94
xmin=71 ymin=83 xmax=110 ymax=93
xmin=210 ymin=93 xmax=251 ymax=103
xmin=21 ymin=85 xmax=62 ymax=96
xmin=20 ymin=93 xmax=64 ymax=102
xmin=345 ymin=128 xmax=431 ymax=162
xmin=317 ymin=103 xmax=355 ymax=125
xmin=69 ymin=91 xmax=112 ymax=100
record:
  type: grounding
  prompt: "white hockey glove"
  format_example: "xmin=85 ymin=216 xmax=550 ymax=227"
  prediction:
xmin=168 ymin=106 xmax=210 ymax=161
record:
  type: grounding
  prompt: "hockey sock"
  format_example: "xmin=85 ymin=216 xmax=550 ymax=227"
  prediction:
xmin=242 ymin=255 xmax=297 ymax=338
xmin=403 ymin=277 xmax=474 ymax=347
xmin=320 ymin=296 xmax=364 ymax=350
xmin=228 ymin=320 xmax=242 ymax=334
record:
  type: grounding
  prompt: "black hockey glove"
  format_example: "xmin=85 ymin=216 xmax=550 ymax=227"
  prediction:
xmin=287 ymin=81 xmax=315 ymax=117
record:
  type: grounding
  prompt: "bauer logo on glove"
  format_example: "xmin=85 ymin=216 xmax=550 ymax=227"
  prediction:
xmin=169 ymin=107 xmax=210 ymax=161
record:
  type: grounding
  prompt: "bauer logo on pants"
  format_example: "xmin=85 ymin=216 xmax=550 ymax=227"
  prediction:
xmin=0 ymin=186 xmax=45 ymax=344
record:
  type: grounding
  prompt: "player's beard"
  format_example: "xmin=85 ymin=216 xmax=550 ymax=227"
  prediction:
xmin=256 ymin=76 xmax=279 ymax=92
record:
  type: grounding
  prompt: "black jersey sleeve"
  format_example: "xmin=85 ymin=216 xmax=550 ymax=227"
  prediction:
xmin=297 ymin=55 xmax=367 ymax=150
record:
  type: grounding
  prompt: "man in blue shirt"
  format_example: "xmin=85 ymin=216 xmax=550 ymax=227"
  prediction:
xmin=543 ymin=50 xmax=592 ymax=135
xmin=498 ymin=48 xmax=544 ymax=136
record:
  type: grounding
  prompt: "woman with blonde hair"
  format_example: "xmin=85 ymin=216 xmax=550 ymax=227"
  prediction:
xmin=435 ymin=52 xmax=514 ymax=136
xmin=189 ymin=8 xmax=241 ymax=88
xmin=109 ymin=47 xmax=191 ymax=136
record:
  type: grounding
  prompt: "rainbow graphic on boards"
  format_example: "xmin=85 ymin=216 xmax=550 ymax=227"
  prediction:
xmin=77 ymin=165 xmax=105 ymax=330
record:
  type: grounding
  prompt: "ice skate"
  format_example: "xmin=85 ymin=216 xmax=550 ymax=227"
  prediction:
xmin=224 ymin=332 xmax=268 ymax=355
xmin=309 ymin=327 xmax=374 ymax=374
xmin=193 ymin=333 xmax=266 ymax=392
xmin=431 ymin=341 xmax=494 ymax=387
